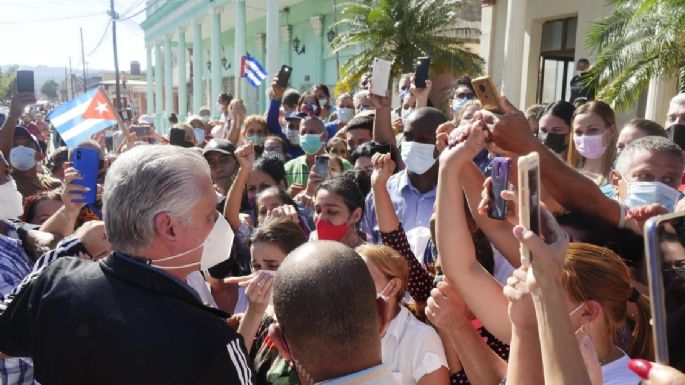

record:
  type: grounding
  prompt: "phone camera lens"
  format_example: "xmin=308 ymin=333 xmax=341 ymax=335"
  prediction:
xmin=479 ymin=84 xmax=487 ymax=93
xmin=77 ymin=152 xmax=81 ymax=160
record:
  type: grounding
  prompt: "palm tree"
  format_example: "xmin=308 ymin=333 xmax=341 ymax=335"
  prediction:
xmin=584 ymin=0 xmax=685 ymax=111
xmin=331 ymin=0 xmax=483 ymax=107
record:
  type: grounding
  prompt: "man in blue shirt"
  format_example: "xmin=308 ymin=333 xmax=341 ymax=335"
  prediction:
xmin=363 ymin=107 xmax=445 ymax=243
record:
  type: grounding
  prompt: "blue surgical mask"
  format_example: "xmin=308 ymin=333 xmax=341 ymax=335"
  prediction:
xmin=337 ymin=108 xmax=355 ymax=124
xmin=401 ymin=141 xmax=436 ymax=175
xmin=9 ymin=145 xmax=37 ymax=171
xmin=452 ymin=98 xmax=469 ymax=114
xmin=193 ymin=128 xmax=206 ymax=144
xmin=246 ymin=135 xmax=264 ymax=146
xmin=624 ymin=181 xmax=681 ymax=212
xmin=299 ymin=133 xmax=323 ymax=155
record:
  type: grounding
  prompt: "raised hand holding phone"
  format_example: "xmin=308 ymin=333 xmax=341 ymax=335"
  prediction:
xmin=71 ymin=147 xmax=100 ymax=204
xmin=517 ymin=152 xmax=541 ymax=267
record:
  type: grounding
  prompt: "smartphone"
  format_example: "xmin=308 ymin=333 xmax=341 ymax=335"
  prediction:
xmin=71 ymin=147 xmax=99 ymax=204
xmin=414 ymin=57 xmax=430 ymax=88
xmin=133 ymin=125 xmax=152 ymax=138
xmin=667 ymin=124 xmax=685 ymax=150
xmin=488 ymin=157 xmax=511 ymax=220
xmin=645 ymin=212 xmax=685 ymax=367
xmin=472 ymin=76 xmax=505 ymax=115
xmin=16 ymin=70 xmax=35 ymax=93
xmin=371 ymin=58 xmax=392 ymax=97
xmin=517 ymin=152 xmax=541 ymax=267
xmin=276 ymin=65 xmax=292 ymax=88
xmin=104 ymin=130 xmax=114 ymax=153
xmin=314 ymin=156 xmax=330 ymax=179
xmin=169 ymin=128 xmax=189 ymax=147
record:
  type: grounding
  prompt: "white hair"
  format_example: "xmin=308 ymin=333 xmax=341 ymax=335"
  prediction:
xmin=670 ymin=93 xmax=685 ymax=107
xmin=103 ymin=145 xmax=211 ymax=255
xmin=353 ymin=90 xmax=370 ymax=108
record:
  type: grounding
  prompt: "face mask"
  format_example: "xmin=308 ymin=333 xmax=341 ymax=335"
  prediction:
xmin=200 ymin=115 xmax=211 ymax=122
xmin=316 ymin=217 xmax=350 ymax=242
xmin=286 ymin=129 xmax=300 ymax=146
xmin=568 ymin=303 xmax=588 ymax=336
xmin=153 ymin=213 xmax=234 ymax=272
xmin=401 ymin=108 xmax=414 ymax=121
xmin=337 ymin=107 xmax=355 ymax=124
xmin=10 ymin=145 xmax=37 ymax=171
xmin=539 ymin=131 xmax=567 ymax=154
xmin=0 ymin=179 xmax=24 ymax=220
xmin=246 ymin=135 xmax=264 ymax=146
xmin=318 ymin=98 xmax=328 ymax=107
xmin=299 ymin=133 xmax=323 ymax=155
xmin=452 ymin=98 xmax=469 ymax=114
xmin=265 ymin=148 xmax=284 ymax=159
xmin=573 ymin=133 xmax=607 ymax=160
xmin=624 ymin=181 xmax=680 ymax=212
xmin=193 ymin=128 xmax=206 ymax=143
xmin=401 ymin=141 xmax=436 ymax=175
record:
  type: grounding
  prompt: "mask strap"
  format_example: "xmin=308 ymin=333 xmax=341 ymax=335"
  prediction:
xmin=568 ymin=302 xmax=584 ymax=318
xmin=153 ymin=242 xmax=204 ymax=264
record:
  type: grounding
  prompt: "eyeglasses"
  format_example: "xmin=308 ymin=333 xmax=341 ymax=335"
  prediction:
xmin=455 ymin=92 xmax=475 ymax=100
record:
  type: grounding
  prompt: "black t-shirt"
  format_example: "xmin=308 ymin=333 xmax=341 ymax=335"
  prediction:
xmin=0 ymin=253 xmax=254 ymax=385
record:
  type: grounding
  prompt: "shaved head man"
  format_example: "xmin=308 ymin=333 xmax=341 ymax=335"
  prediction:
xmin=270 ymin=241 xmax=395 ymax=385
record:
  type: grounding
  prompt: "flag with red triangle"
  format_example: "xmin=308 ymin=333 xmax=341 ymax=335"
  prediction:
xmin=48 ymin=88 xmax=119 ymax=147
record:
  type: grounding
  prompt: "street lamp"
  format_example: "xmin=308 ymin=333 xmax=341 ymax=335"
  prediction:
xmin=327 ymin=28 xmax=336 ymax=43
xmin=292 ymin=36 xmax=306 ymax=55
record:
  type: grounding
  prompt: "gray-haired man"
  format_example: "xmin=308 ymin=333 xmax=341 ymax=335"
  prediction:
xmin=0 ymin=145 xmax=252 ymax=385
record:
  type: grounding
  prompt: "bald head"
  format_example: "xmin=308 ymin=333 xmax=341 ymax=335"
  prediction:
xmin=405 ymin=107 xmax=446 ymax=145
xmin=273 ymin=241 xmax=380 ymax=366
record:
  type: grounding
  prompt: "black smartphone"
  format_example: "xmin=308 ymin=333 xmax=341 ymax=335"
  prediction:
xmin=414 ymin=57 xmax=431 ymax=88
xmin=276 ymin=65 xmax=292 ymax=88
xmin=488 ymin=157 xmax=511 ymax=220
xmin=104 ymin=130 xmax=114 ymax=153
xmin=133 ymin=125 xmax=152 ymax=138
xmin=667 ymin=124 xmax=685 ymax=150
xmin=16 ymin=70 xmax=35 ymax=93
xmin=314 ymin=156 xmax=330 ymax=178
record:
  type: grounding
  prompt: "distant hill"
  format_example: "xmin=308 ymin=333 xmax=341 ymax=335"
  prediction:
xmin=1 ymin=64 xmax=106 ymax=97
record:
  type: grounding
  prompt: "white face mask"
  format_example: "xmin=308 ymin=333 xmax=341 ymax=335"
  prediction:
xmin=0 ymin=179 xmax=24 ymax=220
xmin=286 ymin=128 xmax=300 ymax=146
xmin=193 ymin=128 xmax=206 ymax=144
xmin=401 ymin=141 xmax=436 ymax=175
xmin=401 ymin=107 xmax=414 ymax=121
xmin=624 ymin=181 xmax=681 ymax=212
xmin=10 ymin=145 xmax=37 ymax=171
xmin=153 ymin=213 xmax=234 ymax=273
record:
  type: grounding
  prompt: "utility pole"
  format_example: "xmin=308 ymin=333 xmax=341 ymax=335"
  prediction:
xmin=69 ymin=56 xmax=75 ymax=99
xmin=80 ymin=27 xmax=87 ymax=93
xmin=64 ymin=66 xmax=69 ymax=100
xmin=109 ymin=0 xmax=121 ymax=110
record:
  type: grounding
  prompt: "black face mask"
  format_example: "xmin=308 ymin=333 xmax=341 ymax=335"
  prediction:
xmin=538 ymin=131 xmax=568 ymax=154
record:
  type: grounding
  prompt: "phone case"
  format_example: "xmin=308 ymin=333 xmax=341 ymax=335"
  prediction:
xmin=277 ymin=65 xmax=292 ymax=87
xmin=472 ymin=76 xmax=504 ymax=114
xmin=314 ymin=156 xmax=329 ymax=178
xmin=16 ymin=70 xmax=34 ymax=93
xmin=487 ymin=157 xmax=511 ymax=220
xmin=517 ymin=152 xmax=540 ymax=267
xmin=72 ymin=147 xmax=99 ymax=204
xmin=371 ymin=58 xmax=392 ymax=96
xmin=414 ymin=57 xmax=430 ymax=88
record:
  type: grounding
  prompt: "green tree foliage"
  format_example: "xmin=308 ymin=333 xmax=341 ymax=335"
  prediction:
xmin=0 ymin=66 xmax=18 ymax=99
xmin=41 ymin=80 xmax=60 ymax=100
xmin=331 ymin=0 xmax=483 ymax=94
xmin=585 ymin=0 xmax=685 ymax=111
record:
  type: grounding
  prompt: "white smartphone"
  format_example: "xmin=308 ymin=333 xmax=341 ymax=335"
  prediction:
xmin=517 ymin=152 xmax=541 ymax=267
xmin=371 ymin=58 xmax=392 ymax=97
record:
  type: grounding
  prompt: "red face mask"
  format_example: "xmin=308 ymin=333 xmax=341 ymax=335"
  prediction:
xmin=315 ymin=218 xmax=349 ymax=242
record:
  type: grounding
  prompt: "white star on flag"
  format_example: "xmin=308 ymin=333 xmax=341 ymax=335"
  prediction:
xmin=95 ymin=102 xmax=109 ymax=115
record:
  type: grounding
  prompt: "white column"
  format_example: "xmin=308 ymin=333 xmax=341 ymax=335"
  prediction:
xmin=310 ymin=15 xmax=324 ymax=83
xmin=234 ymin=0 xmax=247 ymax=99
xmin=145 ymin=45 xmax=154 ymax=114
xmin=193 ymin=21 xmax=203 ymax=114
xmin=265 ymin=0 xmax=279 ymax=80
xmin=163 ymin=35 xmax=173 ymax=133
xmin=645 ymin=75 xmax=679 ymax=125
xmin=501 ymin=0 xmax=527 ymax=109
xmin=177 ymin=28 xmax=187 ymax=120
xmin=211 ymin=7 xmax=223 ymax=118
xmin=154 ymin=43 xmax=164 ymax=129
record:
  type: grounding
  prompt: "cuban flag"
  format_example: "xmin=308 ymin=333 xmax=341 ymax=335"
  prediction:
xmin=48 ymin=88 xmax=118 ymax=147
xmin=241 ymin=55 xmax=267 ymax=88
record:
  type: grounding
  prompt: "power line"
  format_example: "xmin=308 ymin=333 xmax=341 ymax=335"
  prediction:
xmin=0 ymin=11 xmax=103 ymax=25
xmin=86 ymin=19 xmax=112 ymax=57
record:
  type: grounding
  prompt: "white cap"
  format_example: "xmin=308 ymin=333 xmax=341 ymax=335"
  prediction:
xmin=138 ymin=114 xmax=155 ymax=125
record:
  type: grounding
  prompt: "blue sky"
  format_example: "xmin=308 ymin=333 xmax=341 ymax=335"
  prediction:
xmin=0 ymin=0 xmax=147 ymax=71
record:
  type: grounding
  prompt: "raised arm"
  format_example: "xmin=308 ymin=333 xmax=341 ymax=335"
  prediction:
xmin=39 ymin=166 xmax=87 ymax=238
xmin=224 ymin=143 xmax=255 ymax=231
xmin=226 ymin=99 xmax=245 ymax=145
xmin=489 ymin=98 xmax=621 ymax=227
xmin=265 ymin=78 xmax=286 ymax=140
xmin=1 ymin=80 xmax=37 ymax=159
xmin=371 ymin=153 xmax=433 ymax=303
xmin=369 ymin=88 xmax=396 ymax=146
xmin=436 ymin=121 xmax=511 ymax=343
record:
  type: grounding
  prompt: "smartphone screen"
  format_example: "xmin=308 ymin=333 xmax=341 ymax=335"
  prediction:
xmin=314 ymin=156 xmax=330 ymax=178
xmin=528 ymin=165 xmax=541 ymax=236
xmin=414 ymin=57 xmax=430 ymax=88
xmin=488 ymin=157 xmax=511 ymax=220
xmin=646 ymin=213 xmax=685 ymax=368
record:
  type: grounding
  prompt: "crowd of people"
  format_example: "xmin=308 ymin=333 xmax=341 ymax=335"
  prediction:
xmin=0 ymin=62 xmax=684 ymax=385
